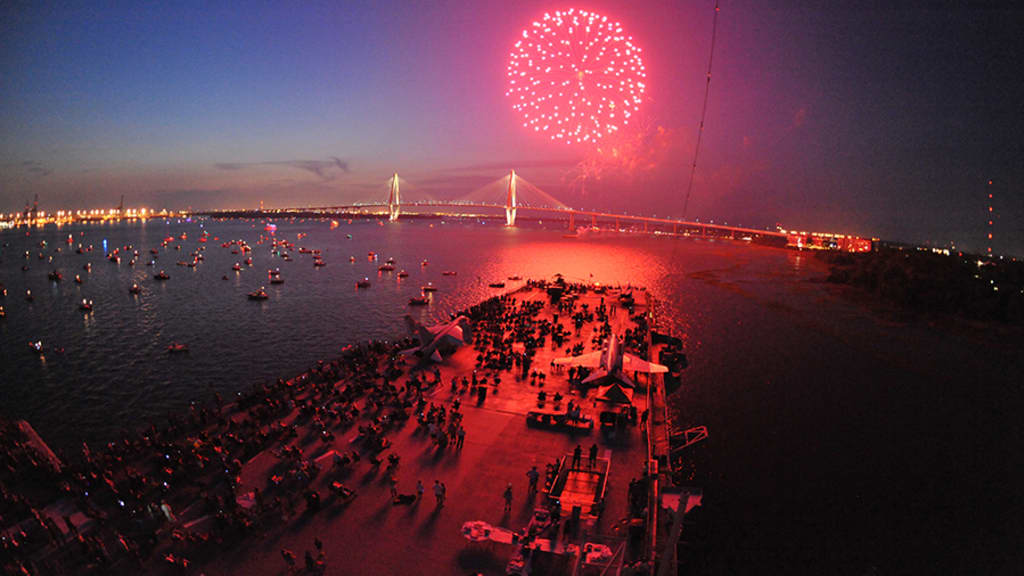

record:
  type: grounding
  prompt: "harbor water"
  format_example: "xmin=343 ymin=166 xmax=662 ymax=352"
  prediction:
xmin=1 ymin=218 xmax=1018 ymax=572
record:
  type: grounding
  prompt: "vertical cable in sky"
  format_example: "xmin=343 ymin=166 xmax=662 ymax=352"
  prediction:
xmin=681 ymin=1 xmax=720 ymax=220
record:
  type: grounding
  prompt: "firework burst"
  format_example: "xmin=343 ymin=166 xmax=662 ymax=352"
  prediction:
xmin=506 ymin=9 xmax=646 ymax=144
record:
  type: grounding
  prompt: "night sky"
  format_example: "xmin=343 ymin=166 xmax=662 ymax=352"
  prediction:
xmin=2 ymin=1 xmax=1021 ymax=254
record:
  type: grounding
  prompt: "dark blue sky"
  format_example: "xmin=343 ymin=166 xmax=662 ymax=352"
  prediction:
xmin=1 ymin=1 xmax=1021 ymax=254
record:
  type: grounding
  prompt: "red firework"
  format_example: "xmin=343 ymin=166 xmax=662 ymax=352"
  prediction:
xmin=506 ymin=8 xmax=646 ymax=144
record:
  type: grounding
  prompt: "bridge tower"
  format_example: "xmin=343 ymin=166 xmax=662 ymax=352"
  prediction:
xmin=388 ymin=173 xmax=400 ymax=222
xmin=505 ymin=170 xmax=517 ymax=227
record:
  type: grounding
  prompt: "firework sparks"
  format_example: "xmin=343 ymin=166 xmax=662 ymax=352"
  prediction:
xmin=506 ymin=8 xmax=646 ymax=144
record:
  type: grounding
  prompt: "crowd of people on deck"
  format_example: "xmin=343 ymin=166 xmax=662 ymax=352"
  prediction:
xmin=2 ymin=279 xmax=654 ymax=575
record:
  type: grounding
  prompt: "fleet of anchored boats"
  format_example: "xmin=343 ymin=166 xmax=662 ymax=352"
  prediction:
xmin=12 ymin=224 xmax=526 ymax=356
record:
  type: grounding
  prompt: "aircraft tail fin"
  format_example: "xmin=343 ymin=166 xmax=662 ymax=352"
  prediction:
xmin=454 ymin=316 xmax=473 ymax=344
xmin=404 ymin=315 xmax=434 ymax=345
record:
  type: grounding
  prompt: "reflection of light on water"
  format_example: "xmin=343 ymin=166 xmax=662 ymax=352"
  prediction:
xmin=792 ymin=253 xmax=803 ymax=272
xmin=4 ymin=220 xmax=819 ymax=449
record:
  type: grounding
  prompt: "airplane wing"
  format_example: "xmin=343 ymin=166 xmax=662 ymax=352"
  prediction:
xmin=553 ymin=351 xmax=603 ymax=368
xmin=621 ymin=353 xmax=669 ymax=373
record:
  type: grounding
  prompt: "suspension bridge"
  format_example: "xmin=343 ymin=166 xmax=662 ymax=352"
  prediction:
xmin=235 ymin=170 xmax=786 ymax=241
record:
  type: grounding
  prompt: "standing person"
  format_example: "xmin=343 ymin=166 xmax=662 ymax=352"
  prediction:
xmin=456 ymin=425 xmax=466 ymax=450
xmin=281 ymin=548 xmax=296 ymax=574
xmin=416 ymin=480 xmax=425 ymax=501
xmin=389 ymin=476 xmax=399 ymax=500
xmin=572 ymin=444 xmax=582 ymax=468
xmin=503 ymin=483 xmax=513 ymax=511
xmin=588 ymin=443 xmax=598 ymax=468
xmin=526 ymin=466 xmax=540 ymax=494
xmin=433 ymin=480 xmax=444 ymax=507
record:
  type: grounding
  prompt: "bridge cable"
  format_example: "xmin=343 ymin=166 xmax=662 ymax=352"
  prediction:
xmin=681 ymin=0 xmax=720 ymax=219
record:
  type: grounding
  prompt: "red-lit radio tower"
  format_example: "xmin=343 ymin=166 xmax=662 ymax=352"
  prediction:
xmin=986 ymin=179 xmax=994 ymax=257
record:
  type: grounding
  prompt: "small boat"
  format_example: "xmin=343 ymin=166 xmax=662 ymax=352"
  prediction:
xmin=29 ymin=341 xmax=45 ymax=354
xmin=268 ymin=268 xmax=281 ymax=277
xmin=167 ymin=343 xmax=189 ymax=353
xmin=378 ymin=264 xmax=395 ymax=272
xmin=48 ymin=271 xmax=63 ymax=282
xmin=408 ymin=297 xmax=429 ymax=306
xmin=356 ymin=278 xmax=371 ymax=288
xmin=421 ymin=259 xmax=429 ymax=267
xmin=150 ymin=248 xmax=159 ymax=255
xmin=129 ymin=283 xmax=141 ymax=294
xmin=0 ymin=306 xmax=5 ymax=318
xmin=349 ymin=256 xmax=356 ymax=263
xmin=248 ymin=288 xmax=269 ymax=300
xmin=270 ymin=276 xmax=284 ymax=284
xmin=421 ymin=283 xmax=437 ymax=292
xmin=397 ymin=270 xmax=409 ymax=278
xmin=83 ymin=263 xmax=91 ymax=271
xmin=25 ymin=290 xmax=34 ymax=301
xmin=74 ymin=275 xmax=82 ymax=284
xmin=232 ymin=262 xmax=241 ymax=271
xmin=442 ymin=271 xmax=457 ymax=276
xmin=489 ymin=282 xmax=506 ymax=288
xmin=507 ymin=275 xmax=522 ymax=281
xmin=79 ymin=299 xmax=93 ymax=311
xmin=245 ymin=257 xmax=253 ymax=266
xmin=154 ymin=270 xmax=170 ymax=280
xmin=367 ymin=251 xmax=375 ymax=257
xmin=313 ymin=259 xmax=326 ymax=267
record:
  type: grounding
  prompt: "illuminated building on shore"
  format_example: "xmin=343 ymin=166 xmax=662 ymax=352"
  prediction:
xmin=781 ymin=228 xmax=875 ymax=252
